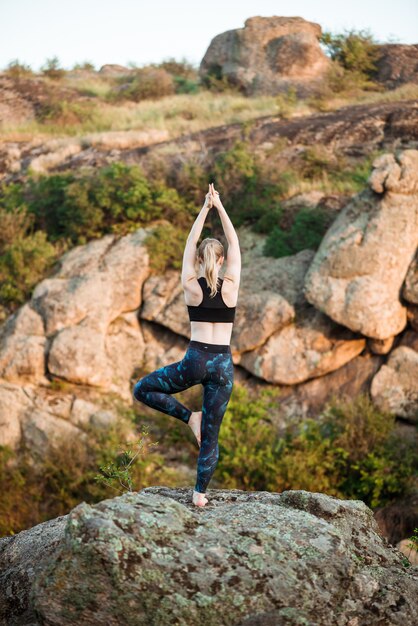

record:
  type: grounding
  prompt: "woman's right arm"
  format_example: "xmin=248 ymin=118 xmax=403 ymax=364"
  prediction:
xmin=217 ymin=200 xmax=239 ymax=245
xmin=215 ymin=197 xmax=241 ymax=283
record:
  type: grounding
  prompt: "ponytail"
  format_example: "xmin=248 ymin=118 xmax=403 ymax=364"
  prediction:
xmin=197 ymin=238 xmax=224 ymax=298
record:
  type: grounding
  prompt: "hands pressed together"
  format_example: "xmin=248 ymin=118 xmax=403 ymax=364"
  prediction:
xmin=204 ymin=183 xmax=222 ymax=210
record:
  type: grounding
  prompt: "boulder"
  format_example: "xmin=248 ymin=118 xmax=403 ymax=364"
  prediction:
xmin=199 ymin=16 xmax=330 ymax=96
xmin=0 ymin=488 xmax=417 ymax=626
xmin=0 ymin=303 xmax=47 ymax=385
xmin=375 ymin=43 xmax=418 ymax=89
xmin=278 ymin=351 xmax=384 ymax=421
xmin=0 ymin=381 xmax=120 ymax=452
xmin=403 ymin=253 xmax=418 ymax=305
xmin=370 ymin=346 xmax=418 ymax=422
xmin=237 ymin=304 xmax=365 ymax=384
xmin=0 ymin=228 xmax=151 ymax=398
xmin=304 ymin=149 xmax=418 ymax=340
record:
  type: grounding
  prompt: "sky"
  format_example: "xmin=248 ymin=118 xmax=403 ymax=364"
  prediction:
xmin=1 ymin=0 xmax=417 ymax=72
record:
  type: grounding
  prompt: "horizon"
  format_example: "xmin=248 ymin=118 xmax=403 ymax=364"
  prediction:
xmin=1 ymin=0 xmax=417 ymax=73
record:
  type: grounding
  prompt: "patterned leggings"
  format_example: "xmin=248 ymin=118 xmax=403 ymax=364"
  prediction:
xmin=133 ymin=339 xmax=234 ymax=493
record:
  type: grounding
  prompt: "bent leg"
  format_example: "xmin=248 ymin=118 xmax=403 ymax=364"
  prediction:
xmin=133 ymin=351 xmax=202 ymax=424
xmin=194 ymin=376 xmax=233 ymax=493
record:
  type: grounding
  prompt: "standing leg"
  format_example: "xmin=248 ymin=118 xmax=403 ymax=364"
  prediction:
xmin=194 ymin=363 xmax=234 ymax=494
xmin=133 ymin=349 xmax=204 ymax=424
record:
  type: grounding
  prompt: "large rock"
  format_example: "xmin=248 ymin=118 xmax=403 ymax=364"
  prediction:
xmin=0 ymin=229 xmax=150 ymax=397
xmin=0 ymin=303 xmax=47 ymax=384
xmin=199 ymin=16 xmax=330 ymax=96
xmin=303 ymin=149 xmax=418 ymax=340
xmin=375 ymin=43 xmax=418 ymax=89
xmin=237 ymin=304 xmax=365 ymax=384
xmin=370 ymin=346 xmax=418 ymax=422
xmin=0 ymin=488 xmax=417 ymax=626
xmin=0 ymin=381 xmax=119 ymax=452
xmin=403 ymin=253 xmax=418 ymax=305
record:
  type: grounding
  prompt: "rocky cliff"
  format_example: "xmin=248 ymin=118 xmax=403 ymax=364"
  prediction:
xmin=2 ymin=98 xmax=418 ymax=181
xmin=0 ymin=149 xmax=417 ymax=456
xmin=0 ymin=488 xmax=417 ymax=626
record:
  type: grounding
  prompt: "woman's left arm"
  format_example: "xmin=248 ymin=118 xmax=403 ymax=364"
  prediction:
xmin=181 ymin=191 xmax=212 ymax=285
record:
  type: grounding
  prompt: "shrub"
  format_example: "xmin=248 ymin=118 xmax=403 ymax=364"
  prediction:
xmin=40 ymin=56 xmax=66 ymax=80
xmin=72 ymin=61 xmax=96 ymax=71
xmin=218 ymin=389 xmax=418 ymax=510
xmin=263 ymin=206 xmax=331 ymax=257
xmin=273 ymin=394 xmax=418 ymax=508
xmin=144 ymin=221 xmax=188 ymax=273
xmin=4 ymin=59 xmax=33 ymax=78
xmin=320 ymin=28 xmax=382 ymax=93
xmin=0 ymin=190 xmax=58 ymax=310
xmin=36 ymin=96 xmax=96 ymax=126
xmin=108 ymin=66 xmax=175 ymax=102
xmin=218 ymin=384 xmax=283 ymax=490
xmin=23 ymin=162 xmax=194 ymax=245
xmin=157 ymin=57 xmax=199 ymax=94
xmin=0 ymin=416 xmax=163 ymax=536
xmin=321 ymin=28 xmax=380 ymax=77
xmin=0 ymin=230 xmax=57 ymax=306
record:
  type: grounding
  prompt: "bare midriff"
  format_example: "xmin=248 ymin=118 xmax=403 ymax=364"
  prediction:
xmin=190 ymin=321 xmax=233 ymax=345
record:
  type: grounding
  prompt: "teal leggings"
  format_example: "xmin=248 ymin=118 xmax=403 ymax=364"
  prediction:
xmin=133 ymin=340 xmax=234 ymax=493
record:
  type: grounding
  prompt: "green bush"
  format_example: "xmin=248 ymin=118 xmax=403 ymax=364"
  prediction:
xmin=108 ymin=66 xmax=175 ymax=102
xmin=0 ymin=192 xmax=58 ymax=309
xmin=4 ymin=59 xmax=34 ymax=78
xmin=218 ymin=384 xmax=283 ymax=490
xmin=320 ymin=28 xmax=382 ymax=93
xmin=321 ymin=28 xmax=380 ymax=78
xmin=23 ymin=162 xmax=194 ymax=245
xmin=156 ymin=58 xmax=199 ymax=94
xmin=40 ymin=55 xmax=66 ymax=80
xmin=0 ymin=230 xmax=57 ymax=306
xmin=263 ymin=206 xmax=331 ymax=257
xmin=218 ymin=388 xmax=418 ymax=509
xmin=36 ymin=97 xmax=96 ymax=126
xmin=0 ymin=416 xmax=164 ymax=536
xmin=210 ymin=139 xmax=291 ymax=228
xmin=144 ymin=221 xmax=189 ymax=273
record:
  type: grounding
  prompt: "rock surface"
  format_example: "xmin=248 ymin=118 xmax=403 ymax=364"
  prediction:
xmin=0 ymin=381 xmax=119 ymax=452
xmin=370 ymin=346 xmax=418 ymax=421
xmin=2 ymin=99 xmax=418 ymax=184
xmin=375 ymin=44 xmax=418 ymax=89
xmin=237 ymin=304 xmax=365 ymax=384
xmin=303 ymin=150 xmax=418 ymax=341
xmin=199 ymin=16 xmax=330 ymax=97
xmin=0 ymin=488 xmax=417 ymax=626
xmin=0 ymin=229 xmax=150 ymax=398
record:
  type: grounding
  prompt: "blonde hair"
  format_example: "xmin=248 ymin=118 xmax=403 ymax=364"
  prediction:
xmin=197 ymin=238 xmax=224 ymax=298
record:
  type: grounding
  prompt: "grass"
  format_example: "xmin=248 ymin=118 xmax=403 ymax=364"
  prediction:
xmin=2 ymin=77 xmax=416 ymax=144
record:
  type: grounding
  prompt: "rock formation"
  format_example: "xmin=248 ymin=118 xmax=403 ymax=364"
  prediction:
xmin=303 ymin=150 xmax=418 ymax=340
xmin=2 ymin=99 xmax=418 ymax=184
xmin=0 ymin=488 xmax=417 ymax=626
xmin=375 ymin=44 xmax=418 ymax=89
xmin=199 ymin=16 xmax=331 ymax=97
xmin=370 ymin=346 xmax=418 ymax=421
xmin=0 ymin=379 xmax=121 ymax=452
xmin=0 ymin=230 xmax=150 ymax=394
xmin=0 ymin=149 xmax=417 ymax=452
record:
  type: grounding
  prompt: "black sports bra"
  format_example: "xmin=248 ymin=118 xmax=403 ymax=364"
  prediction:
xmin=187 ymin=276 xmax=236 ymax=323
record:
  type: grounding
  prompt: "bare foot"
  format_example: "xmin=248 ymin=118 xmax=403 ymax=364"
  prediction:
xmin=188 ymin=410 xmax=202 ymax=447
xmin=193 ymin=489 xmax=208 ymax=507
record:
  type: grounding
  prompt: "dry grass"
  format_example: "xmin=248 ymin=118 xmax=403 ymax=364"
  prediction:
xmin=0 ymin=81 xmax=416 ymax=145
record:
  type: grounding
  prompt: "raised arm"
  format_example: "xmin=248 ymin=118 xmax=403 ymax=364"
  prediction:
xmin=210 ymin=183 xmax=241 ymax=283
xmin=181 ymin=186 xmax=212 ymax=285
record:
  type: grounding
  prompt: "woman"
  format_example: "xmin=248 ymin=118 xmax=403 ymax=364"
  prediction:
xmin=133 ymin=182 xmax=241 ymax=507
